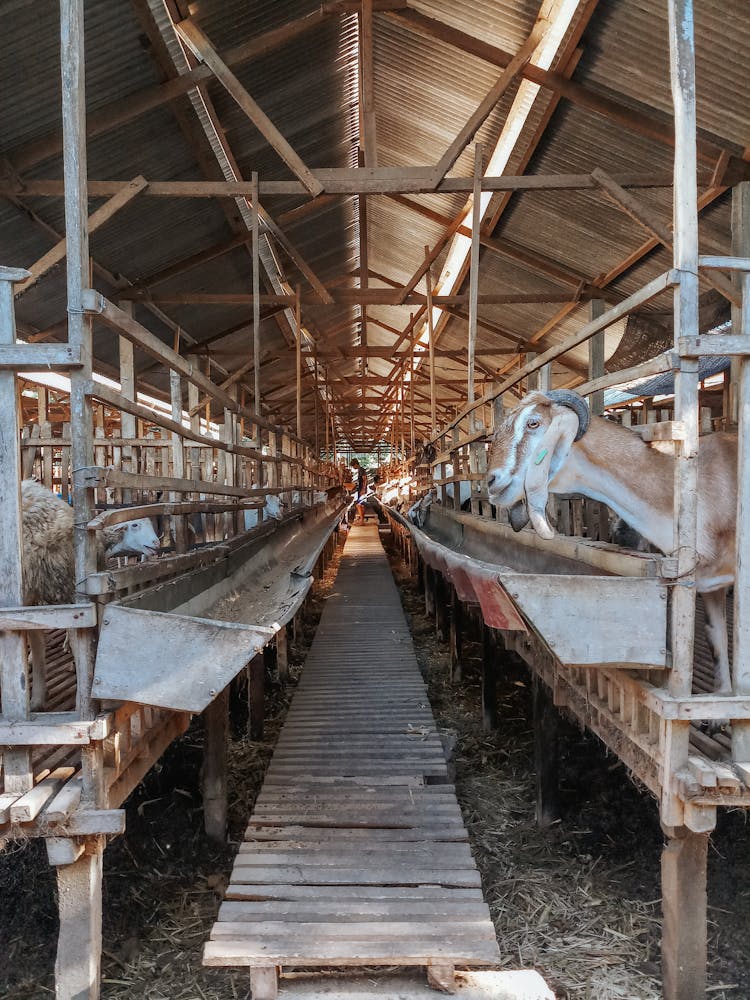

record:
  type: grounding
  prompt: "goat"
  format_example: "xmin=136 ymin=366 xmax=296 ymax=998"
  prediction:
xmin=485 ymin=390 xmax=738 ymax=693
xmin=408 ymin=488 xmax=436 ymax=528
xmin=21 ymin=479 xmax=161 ymax=710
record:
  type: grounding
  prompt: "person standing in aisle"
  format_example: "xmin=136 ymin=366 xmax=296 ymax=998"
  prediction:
xmin=352 ymin=458 xmax=368 ymax=525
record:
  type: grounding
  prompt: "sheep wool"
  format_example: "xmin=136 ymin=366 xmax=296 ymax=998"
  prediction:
xmin=21 ymin=479 xmax=75 ymax=606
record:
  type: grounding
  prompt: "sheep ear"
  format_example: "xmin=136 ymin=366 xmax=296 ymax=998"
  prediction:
xmin=523 ymin=409 xmax=579 ymax=540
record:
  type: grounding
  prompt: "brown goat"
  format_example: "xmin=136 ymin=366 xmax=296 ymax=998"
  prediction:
xmin=485 ymin=390 xmax=738 ymax=693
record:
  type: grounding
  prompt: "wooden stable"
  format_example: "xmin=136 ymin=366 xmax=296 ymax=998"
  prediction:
xmin=1 ymin=1 xmax=750 ymax=998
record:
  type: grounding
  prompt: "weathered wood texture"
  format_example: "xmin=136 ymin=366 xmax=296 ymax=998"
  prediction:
xmin=204 ymin=525 xmax=500 ymax=980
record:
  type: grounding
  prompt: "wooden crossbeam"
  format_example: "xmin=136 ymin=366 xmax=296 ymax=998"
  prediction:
xmin=175 ymin=19 xmax=323 ymax=198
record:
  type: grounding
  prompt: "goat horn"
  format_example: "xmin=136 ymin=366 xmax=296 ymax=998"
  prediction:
xmin=545 ymin=389 xmax=590 ymax=441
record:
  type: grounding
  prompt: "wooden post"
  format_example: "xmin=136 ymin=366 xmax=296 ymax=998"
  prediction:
xmin=0 ymin=267 xmax=33 ymax=792
xmin=119 ymin=303 xmax=136 ymax=502
xmin=434 ymin=571 xmax=448 ymax=644
xmin=426 ymin=248 xmax=436 ymax=435
xmin=467 ymin=143 xmax=483 ymax=428
xmin=663 ymin=0 xmax=700 ymax=826
xmin=661 ymin=825 xmax=709 ymax=1000
xmin=533 ymin=675 xmax=560 ymax=828
xmin=423 ymin=563 xmax=435 ymax=617
xmin=203 ymin=689 xmax=229 ymax=842
xmin=731 ymin=181 xmax=750 ymax=760
xmin=295 ymin=284 xmax=302 ymax=439
xmin=588 ymin=299 xmax=606 ymax=416
xmin=252 ymin=171 xmax=261 ymax=418
xmin=54 ymin=844 xmax=104 ymax=1000
xmin=248 ymin=653 xmax=265 ymax=741
xmin=276 ymin=625 xmax=289 ymax=683
xmin=170 ymin=370 xmax=188 ymax=552
xmin=481 ymin=624 xmax=499 ymax=731
xmin=661 ymin=7 xmax=705 ymax=999
xmin=449 ymin=586 xmax=462 ymax=682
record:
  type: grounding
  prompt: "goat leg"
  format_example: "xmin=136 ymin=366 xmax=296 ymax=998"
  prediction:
xmin=701 ymin=588 xmax=731 ymax=695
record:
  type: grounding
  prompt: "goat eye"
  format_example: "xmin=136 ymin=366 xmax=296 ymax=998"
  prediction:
xmin=526 ymin=418 xmax=540 ymax=430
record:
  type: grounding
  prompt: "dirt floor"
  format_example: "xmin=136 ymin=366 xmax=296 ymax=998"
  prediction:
xmin=1 ymin=524 xmax=749 ymax=999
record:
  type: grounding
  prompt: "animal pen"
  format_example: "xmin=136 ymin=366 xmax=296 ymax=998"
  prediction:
xmin=1 ymin=1 xmax=749 ymax=998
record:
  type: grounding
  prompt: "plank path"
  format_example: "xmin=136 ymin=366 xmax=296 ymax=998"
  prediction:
xmin=204 ymin=524 xmax=501 ymax=997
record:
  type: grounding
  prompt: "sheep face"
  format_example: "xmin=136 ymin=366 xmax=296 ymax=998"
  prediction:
xmin=106 ymin=518 xmax=161 ymax=557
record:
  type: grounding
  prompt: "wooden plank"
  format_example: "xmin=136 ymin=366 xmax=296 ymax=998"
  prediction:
xmin=229 ymin=866 xmax=481 ymax=886
xmin=10 ymin=766 xmax=76 ymax=822
xmin=219 ymin=900 xmax=489 ymax=920
xmin=203 ymin=937 xmax=501 ymax=965
xmin=226 ymin=884 xmax=481 ymax=902
xmin=0 ymin=603 xmax=96 ymax=630
xmin=210 ymin=920 xmax=497 ymax=940
xmin=15 ymin=176 xmax=148 ymax=297
xmin=44 ymin=776 xmax=83 ymax=823
xmin=0 ymin=343 xmax=82 ymax=369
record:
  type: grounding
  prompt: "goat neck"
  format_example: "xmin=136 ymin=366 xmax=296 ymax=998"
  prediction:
xmin=551 ymin=417 xmax=675 ymax=553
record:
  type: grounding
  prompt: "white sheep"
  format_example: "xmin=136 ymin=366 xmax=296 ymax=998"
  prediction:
xmin=21 ymin=479 xmax=160 ymax=710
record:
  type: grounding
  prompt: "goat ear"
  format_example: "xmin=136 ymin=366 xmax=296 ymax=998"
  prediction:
xmin=508 ymin=501 xmax=529 ymax=532
xmin=523 ymin=409 xmax=579 ymax=540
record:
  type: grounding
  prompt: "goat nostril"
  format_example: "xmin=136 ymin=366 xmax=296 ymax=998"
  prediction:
xmin=487 ymin=474 xmax=496 ymax=488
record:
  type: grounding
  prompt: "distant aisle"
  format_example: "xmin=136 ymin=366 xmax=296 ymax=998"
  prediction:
xmin=204 ymin=523 xmax=501 ymax=998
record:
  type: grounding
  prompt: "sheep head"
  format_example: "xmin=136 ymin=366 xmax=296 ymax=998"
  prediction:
xmin=485 ymin=390 xmax=590 ymax=539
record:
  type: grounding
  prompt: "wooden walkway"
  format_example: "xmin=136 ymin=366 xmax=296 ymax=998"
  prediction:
xmin=204 ymin=524 xmax=501 ymax=997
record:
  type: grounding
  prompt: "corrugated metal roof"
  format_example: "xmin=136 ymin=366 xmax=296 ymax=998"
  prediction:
xmin=0 ymin=0 xmax=747 ymax=446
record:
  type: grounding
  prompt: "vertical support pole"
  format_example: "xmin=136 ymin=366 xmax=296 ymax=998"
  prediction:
xmin=467 ymin=142 xmax=483 ymax=429
xmin=662 ymin=7 xmax=704 ymax=1000
xmin=664 ymin=0 xmax=700 ymax=817
xmin=0 ymin=267 xmax=33 ymax=792
xmin=295 ymin=285 xmax=302 ymax=440
xmin=170 ymin=370 xmax=187 ymax=553
xmin=118 ymin=305 xmax=136 ymax=502
xmin=481 ymin=624 xmax=499 ymax=732
xmin=62 ymin=0 xmax=98 ymax=721
xmin=449 ymin=586 xmax=462 ymax=682
xmin=424 ymin=563 xmax=435 ymax=617
xmin=54 ymin=844 xmax=104 ymax=1000
xmin=203 ymin=689 xmax=229 ymax=842
xmin=434 ymin=572 xmax=448 ymax=644
xmin=425 ymin=248 xmax=436 ymax=436
xmin=533 ymin=675 xmax=560 ymax=828
xmin=276 ymin=625 xmax=289 ymax=683
xmin=661 ymin=826 xmax=709 ymax=1000
xmin=538 ymin=363 xmax=552 ymax=393
xmin=248 ymin=652 xmax=265 ymax=741
xmin=588 ymin=299 xmax=606 ymax=417
xmin=252 ymin=171 xmax=261 ymax=419
xmin=409 ymin=323 xmax=415 ymax=455
xmin=732 ymin=181 xmax=750 ymax=759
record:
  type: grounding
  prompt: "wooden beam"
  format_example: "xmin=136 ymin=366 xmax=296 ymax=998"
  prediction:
xmin=359 ymin=0 xmax=378 ymax=168
xmin=4 ymin=169 xmax=698 ymax=199
xmin=467 ymin=143 xmax=482 ymax=416
xmin=14 ymin=176 xmax=148 ymax=298
xmin=116 ymin=288 xmax=583 ymax=307
xmin=431 ymin=28 xmax=541 ymax=187
xmin=386 ymin=6 xmax=741 ymax=164
xmin=175 ymin=19 xmax=323 ymax=197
